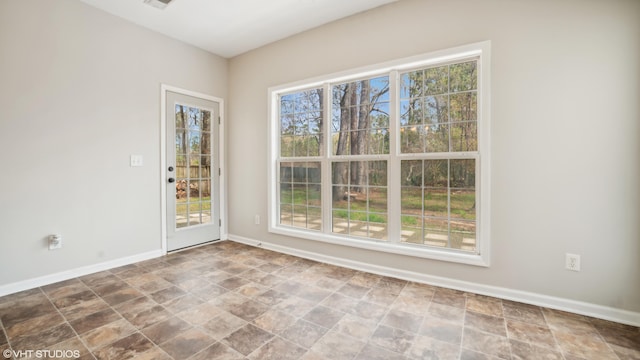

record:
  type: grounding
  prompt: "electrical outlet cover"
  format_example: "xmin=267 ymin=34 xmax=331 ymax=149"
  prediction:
xmin=566 ymin=253 xmax=580 ymax=271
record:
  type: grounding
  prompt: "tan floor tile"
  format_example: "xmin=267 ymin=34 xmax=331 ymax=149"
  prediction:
xmin=0 ymin=288 xmax=43 ymax=305
xmin=273 ymin=296 xmax=317 ymax=317
xmin=141 ymin=316 xmax=191 ymax=344
xmin=460 ymin=348 xmax=504 ymax=359
xmin=280 ymin=319 xmax=328 ymax=348
xmin=363 ymin=286 xmax=399 ymax=306
xmin=148 ymin=285 xmax=187 ymax=304
xmin=610 ymin=343 xmax=640 ymax=360
xmin=253 ymin=289 xmax=291 ymax=306
xmin=93 ymin=332 xmax=154 ymax=360
xmin=247 ymin=337 xmax=307 ymax=360
xmin=235 ymin=283 xmax=270 ymax=298
xmin=131 ymin=347 xmax=173 ymax=360
xmin=348 ymin=272 xmax=383 ymax=288
xmin=334 ymin=314 xmax=376 ymax=341
xmin=300 ymin=350 xmax=331 ymax=360
xmin=69 ymin=308 xmax=121 ymax=335
xmin=553 ymin=329 xmax=619 ymax=359
xmin=506 ymin=318 xmax=557 ymax=350
xmin=462 ymin=328 xmax=511 ymax=359
xmin=6 ymin=312 xmax=66 ymax=339
xmin=101 ymin=287 xmax=144 ymax=306
xmin=81 ymin=319 xmax=137 ymax=350
xmin=42 ymin=281 xmax=90 ymax=299
xmin=466 ymin=294 xmax=503 ymax=317
xmin=303 ymin=305 xmax=345 ymax=329
xmin=419 ymin=316 xmax=463 ymax=345
xmin=310 ymin=330 xmax=365 ymax=360
xmin=162 ymin=293 xmax=204 ymax=313
xmin=190 ymin=342 xmax=245 ymax=360
xmin=427 ymin=302 xmax=465 ymax=324
xmin=369 ymin=324 xmax=415 ymax=354
xmin=201 ymin=311 xmax=248 ymax=340
xmin=58 ymin=298 xmax=111 ymax=322
xmin=176 ymin=302 xmax=222 ymax=325
xmin=125 ymin=273 xmax=173 ymax=293
xmin=432 ymin=288 xmax=466 ymax=309
xmin=346 ymin=300 xmax=387 ymax=322
xmin=337 ymin=283 xmax=370 ymax=299
xmin=92 ymin=280 xmax=130 ymax=297
xmin=355 ymin=343 xmax=406 ymax=360
xmin=409 ymin=334 xmax=461 ymax=359
xmin=0 ymin=294 xmax=58 ymax=329
xmin=382 ymin=308 xmax=424 ymax=333
xmin=465 ymin=311 xmax=507 ymax=337
xmin=52 ymin=290 xmax=99 ymax=310
xmin=502 ymin=300 xmax=546 ymax=326
xmin=159 ymin=327 xmax=214 ymax=359
xmin=10 ymin=323 xmax=76 ymax=350
xmin=46 ymin=336 xmax=92 ymax=358
xmin=252 ymin=309 xmax=297 ymax=333
xmin=509 ymin=339 xmax=564 ymax=360
xmin=227 ymin=299 xmax=270 ymax=322
xmin=222 ymin=324 xmax=273 ymax=356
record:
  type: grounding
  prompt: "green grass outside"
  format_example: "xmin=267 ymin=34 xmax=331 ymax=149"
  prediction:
xmin=177 ymin=196 xmax=212 ymax=213
xmin=281 ymin=186 xmax=475 ymax=222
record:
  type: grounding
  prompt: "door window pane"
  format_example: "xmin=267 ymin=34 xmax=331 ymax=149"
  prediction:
xmin=174 ymin=104 xmax=213 ymax=228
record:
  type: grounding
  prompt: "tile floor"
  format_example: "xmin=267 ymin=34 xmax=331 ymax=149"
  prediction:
xmin=0 ymin=241 xmax=638 ymax=360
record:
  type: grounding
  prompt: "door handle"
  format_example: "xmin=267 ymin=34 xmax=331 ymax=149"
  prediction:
xmin=168 ymin=178 xmax=175 ymax=183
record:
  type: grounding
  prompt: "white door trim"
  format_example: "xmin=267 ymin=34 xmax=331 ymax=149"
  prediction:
xmin=160 ymin=84 xmax=227 ymax=254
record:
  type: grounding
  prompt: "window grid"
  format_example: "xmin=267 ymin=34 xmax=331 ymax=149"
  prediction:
xmin=331 ymin=160 xmax=388 ymax=241
xmin=278 ymin=160 xmax=322 ymax=231
xmin=271 ymin=43 xmax=489 ymax=265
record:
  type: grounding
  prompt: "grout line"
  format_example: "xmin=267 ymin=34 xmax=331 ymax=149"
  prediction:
xmin=40 ymin=286 xmax=98 ymax=360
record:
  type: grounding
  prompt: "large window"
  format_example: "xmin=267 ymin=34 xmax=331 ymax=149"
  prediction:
xmin=269 ymin=42 xmax=490 ymax=266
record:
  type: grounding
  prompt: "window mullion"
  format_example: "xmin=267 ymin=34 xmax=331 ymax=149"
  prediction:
xmin=387 ymin=70 xmax=401 ymax=244
xmin=322 ymin=83 xmax=333 ymax=235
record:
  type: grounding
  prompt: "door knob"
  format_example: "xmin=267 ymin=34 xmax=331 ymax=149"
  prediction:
xmin=168 ymin=178 xmax=175 ymax=183
xmin=168 ymin=166 xmax=174 ymax=172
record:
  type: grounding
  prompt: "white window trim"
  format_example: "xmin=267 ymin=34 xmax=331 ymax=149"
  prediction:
xmin=268 ymin=41 xmax=491 ymax=267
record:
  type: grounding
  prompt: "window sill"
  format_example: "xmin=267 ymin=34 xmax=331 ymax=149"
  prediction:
xmin=268 ymin=223 xmax=490 ymax=267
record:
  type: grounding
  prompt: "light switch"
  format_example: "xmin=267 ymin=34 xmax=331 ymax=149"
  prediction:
xmin=130 ymin=155 xmax=144 ymax=167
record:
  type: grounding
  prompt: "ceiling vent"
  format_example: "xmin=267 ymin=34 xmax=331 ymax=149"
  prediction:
xmin=143 ymin=0 xmax=173 ymax=10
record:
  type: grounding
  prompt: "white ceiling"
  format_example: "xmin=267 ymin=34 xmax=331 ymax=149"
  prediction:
xmin=80 ymin=0 xmax=397 ymax=58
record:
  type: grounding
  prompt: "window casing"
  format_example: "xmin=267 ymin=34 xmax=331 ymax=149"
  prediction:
xmin=268 ymin=42 xmax=490 ymax=266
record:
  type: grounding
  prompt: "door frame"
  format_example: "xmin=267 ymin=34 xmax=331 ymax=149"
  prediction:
xmin=160 ymin=84 xmax=226 ymax=254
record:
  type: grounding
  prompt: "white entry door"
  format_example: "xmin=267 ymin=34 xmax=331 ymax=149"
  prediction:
xmin=166 ymin=90 xmax=220 ymax=251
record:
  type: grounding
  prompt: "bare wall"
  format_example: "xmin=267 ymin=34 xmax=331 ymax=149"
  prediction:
xmin=227 ymin=0 xmax=640 ymax=312
xmin=0 ymin=0 xmax=228 ymax=285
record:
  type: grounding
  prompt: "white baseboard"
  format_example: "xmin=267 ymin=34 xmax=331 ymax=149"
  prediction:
xmin=0 ymin=250 xmax=163 ymax=297
xmin=228 ymin=234 xmax=640 ymax=327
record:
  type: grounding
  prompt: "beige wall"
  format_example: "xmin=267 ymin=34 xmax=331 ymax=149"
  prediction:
xmin=0 ymin=0 xmax=227 ymax=284
xmin=228 ymin=0 xmax=640 ymax=313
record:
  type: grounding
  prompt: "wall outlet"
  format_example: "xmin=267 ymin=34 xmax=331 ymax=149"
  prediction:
xmin=49 ymin=234 xmax=62 ymax=250
xmin=254 ymin=215 xmax=260 ymax=225
xmin=566 ymin=253 xmax=580 ymax=271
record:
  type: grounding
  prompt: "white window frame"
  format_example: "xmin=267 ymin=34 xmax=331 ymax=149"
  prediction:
xmin=268 ymin=41 xmax=491 ymax=266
